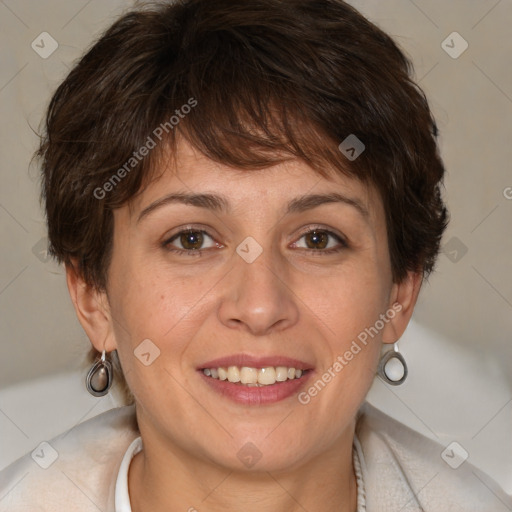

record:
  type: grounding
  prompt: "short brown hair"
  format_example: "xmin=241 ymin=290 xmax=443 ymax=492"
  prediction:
xmin=36 ymin=0 xmax=448 ymax=402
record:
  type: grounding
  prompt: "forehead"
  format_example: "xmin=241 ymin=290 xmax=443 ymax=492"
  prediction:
xmin=127 ymin=139 xmax=383 ymax=222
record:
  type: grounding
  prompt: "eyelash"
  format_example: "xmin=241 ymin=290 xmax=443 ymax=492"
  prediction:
xmin=162 ymin=226 xmax=348 ymax=257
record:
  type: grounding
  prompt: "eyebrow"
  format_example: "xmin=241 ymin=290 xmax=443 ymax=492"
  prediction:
xmin=137 ymin=191 xmax=369 ymax=223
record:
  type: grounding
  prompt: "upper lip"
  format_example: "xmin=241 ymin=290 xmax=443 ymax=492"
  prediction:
xmin=198 ymin=353 xmax=314 ymax=371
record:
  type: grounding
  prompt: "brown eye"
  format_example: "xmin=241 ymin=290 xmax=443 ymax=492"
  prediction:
xmin=293 ymin=228 xmax=347 ymax=254
xmin=304 ymin=230 xmax=329 ymax=249
xmin=164 ymin=230 xmax=217 ymax=254
xmin=179 ymin=231 xmax=204 ymax=250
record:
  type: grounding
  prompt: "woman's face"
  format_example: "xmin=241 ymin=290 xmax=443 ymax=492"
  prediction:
xmin=88 ymin=140 xmax=414 ymax=472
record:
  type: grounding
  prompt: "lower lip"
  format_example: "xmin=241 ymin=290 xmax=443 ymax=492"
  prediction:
xmin=198 ymin=371 xmax=313 ymax=405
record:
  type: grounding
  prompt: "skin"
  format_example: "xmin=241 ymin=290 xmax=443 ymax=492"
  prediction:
xmin=67 ymin=139 xmax=422 ymax=512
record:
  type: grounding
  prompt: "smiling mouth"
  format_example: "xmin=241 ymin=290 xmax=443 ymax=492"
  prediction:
xmin=200 ymin=365 xmax=311 ymax=387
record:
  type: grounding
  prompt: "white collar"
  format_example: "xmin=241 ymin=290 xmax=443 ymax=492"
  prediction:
xmin=115 ymin=436 xmax=142 ymax=512
xmin=115 ymin=435 xmax=366 ymax=511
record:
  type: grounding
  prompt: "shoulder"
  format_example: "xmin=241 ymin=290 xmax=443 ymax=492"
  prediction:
xmin=355 ymin=401 xmax=512 ymax=512
xmin=0 ymin=405 xmax=138 ymax=512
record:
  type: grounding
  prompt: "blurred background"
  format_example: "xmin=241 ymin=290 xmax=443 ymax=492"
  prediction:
xmin=0 ymin=0 xmax=511 ymax=498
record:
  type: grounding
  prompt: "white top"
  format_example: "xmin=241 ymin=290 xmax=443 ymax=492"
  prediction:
xmin=3 ymin=403 xmax=509 ymax=511
xmin=114 ymin=435 xmax=367 ymax=511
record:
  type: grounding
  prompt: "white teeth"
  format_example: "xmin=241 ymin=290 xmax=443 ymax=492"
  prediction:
xmin=227 ymin=366 xmax=240 ymax=382
xmin=203 ymin=365 xmax=307 ymax=386
xmin=258 ymin=367 xmax=276 ymax=385
xmin=275 ymin=366 xmax=288 ymax=381
xmin=240 ymin=367 xmax=258 ymax=384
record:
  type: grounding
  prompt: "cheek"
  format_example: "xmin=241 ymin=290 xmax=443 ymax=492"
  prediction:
xmin=299 ymin=274 xmax=386 ymax=431
xmin=110 ymin=268 xmax=190 ymax=343
xmin=311 ymin=261 xmax=390 ymax=338
xmin=306 ymin=261 xmax=390 ymax=394
xmin=107 ymin=257 xmax=217 ymax=383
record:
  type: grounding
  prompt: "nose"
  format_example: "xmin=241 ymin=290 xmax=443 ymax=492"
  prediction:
xmin=217 ymin=247 xmax=300 ymax=336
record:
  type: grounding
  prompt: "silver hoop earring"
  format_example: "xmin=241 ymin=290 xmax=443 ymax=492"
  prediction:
xmin=85 ymin=350 xmax=113 ymax=397
xmin=377 ymin=343 xmax=407 ymax=386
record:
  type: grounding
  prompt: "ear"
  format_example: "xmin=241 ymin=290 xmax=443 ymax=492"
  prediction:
xmin=65 ymin=260 xmax=117 ymax=353
xmin=382 ymin=271 xmax=423 ymax=344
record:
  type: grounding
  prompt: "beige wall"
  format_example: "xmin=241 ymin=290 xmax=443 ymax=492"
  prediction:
xmin=1 ymin=0 xmax=132 ymax=380
xmin=1 ymin=0 xmax=511 ymax=490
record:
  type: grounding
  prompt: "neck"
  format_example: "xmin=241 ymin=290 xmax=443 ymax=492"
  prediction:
xmin=128 ymin=419 xmax=358 ymax=512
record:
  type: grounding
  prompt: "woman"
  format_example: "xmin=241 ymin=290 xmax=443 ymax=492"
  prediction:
xmin=0 ymin=0 xmax=509 ymax=510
